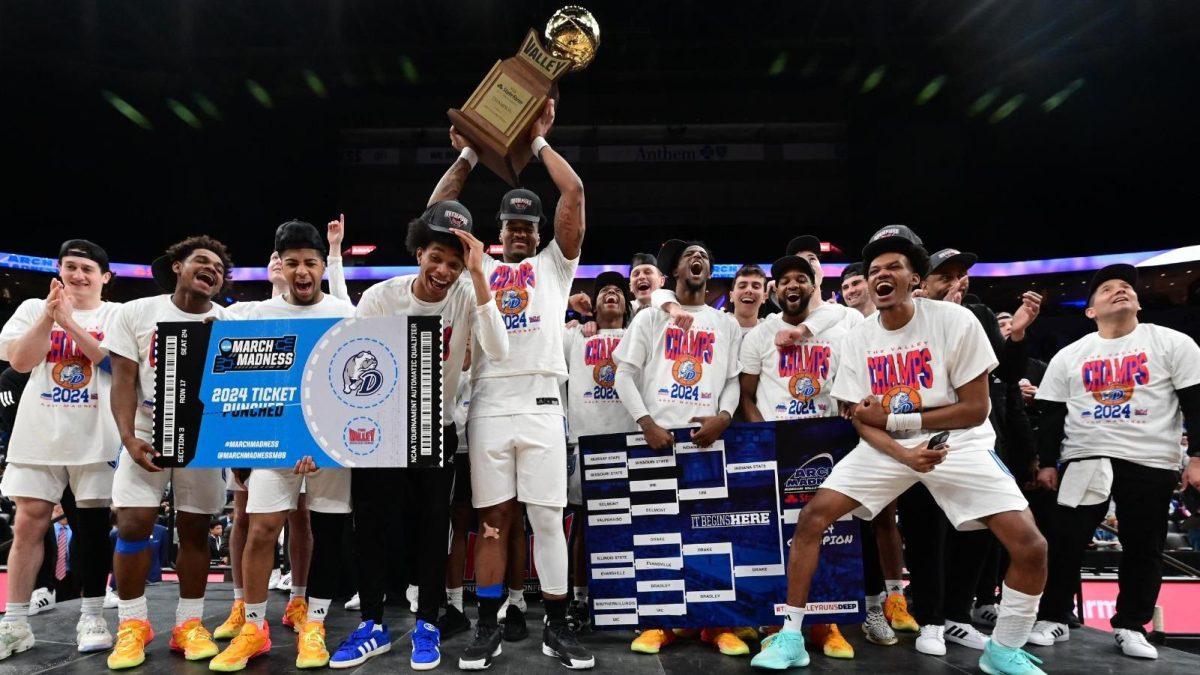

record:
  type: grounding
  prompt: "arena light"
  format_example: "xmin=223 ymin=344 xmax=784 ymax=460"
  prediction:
xmin=400 ymin=56 xmax=420 ymax=84
xmin=968 ymin=87 xmax=1001 ymax=117
xmin=166 ymin=98 xmax=202 ymax=129
xmin=303 ymin=69 xmax=328 ymax=98
xmin=245 ymin=79 xmax=274 ymax=108
xmin=861 ymin=65 xmax=887 ymax=93
xmin=346 ymin=245 xmax=377 ymax=256
xmin=989 ymin=94 xmax=1026 ymax=123
xmin=1042 ymin=78 xmax=1085 ymax=112
xmin=101 ymin=90 xmax=153 ymax=131
xmin=768 ymin=52 xmax=788 ymax=76
xmin=192 ymin=92 xmax=223 ymax=121
xmin=915 ymin=75 xmax=946 ymax=105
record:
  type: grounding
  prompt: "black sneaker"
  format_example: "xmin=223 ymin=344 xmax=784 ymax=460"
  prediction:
xmin=438 ymin=606 xmax=472 ymax=639
xmin=502 ymin=605 xmax=528 ymax=642
xmin=458 ymin=622 xmax=502 ymax=670
xmin=542 ymin=621 xmax=595 ymax=669
xmin=565 ymin=600 xmax=591 ymax=633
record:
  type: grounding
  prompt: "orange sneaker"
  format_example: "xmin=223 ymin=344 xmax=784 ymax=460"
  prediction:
xmin=208 ymin=621 xmax=271 ymax=671
xmin=170 ymin=618 xmax=219 ymax=660
xmin=809 ymin=624 xmax=854 ymax=659
xmin=282 ymin=597 xmax=308 ymax=632
xmin=214 ymin=600 xmax=245 ymax=640
xmin=631 ymin=628 xmax=675 ymax=654
xmin=700 ymin=627 xmax=750 ymax=656
xmin=883 ymin=594 xmax=919 ymax=632
xmin=107 ymin=619 xmax=155 ymax=670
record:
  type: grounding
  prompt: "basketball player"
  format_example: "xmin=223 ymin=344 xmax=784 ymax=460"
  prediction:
xmin=751 ymin=226 xmax=1048 ymax=675
xmin=839 ymin=262 xmax=874 ymax=317
xmin=102 ymin=237 xmax=233 ymax=670
xmin=0 ymin=241 xmax=121 ymax=661
xmin=729 ymin=264 xmax=768 ymax=334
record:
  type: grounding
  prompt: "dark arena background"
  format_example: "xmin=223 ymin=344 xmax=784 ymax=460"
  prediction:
xmin=1 ymin=1 xmax=1199 ymax=674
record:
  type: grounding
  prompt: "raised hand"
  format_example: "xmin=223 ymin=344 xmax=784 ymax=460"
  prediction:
xmin=568 ymin=292 xmax=593 ymax=316
xmin=530 ymin=98 xmax=556 ymax=140
xmin=1009 ymin=291 xmax=1043 ymax=339
xmin=327 ymin=213 xmax=345 ymax=254
xmin=449 ymin=125 xmax=472 ymax=152
xmin=450 ymin=228 xmax=486 ymax=275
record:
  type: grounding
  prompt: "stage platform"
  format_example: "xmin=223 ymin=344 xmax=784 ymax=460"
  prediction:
xmin=4 ymin=582 xmax=1197 ymax=674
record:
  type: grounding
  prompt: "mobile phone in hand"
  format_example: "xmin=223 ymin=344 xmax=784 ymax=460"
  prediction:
xmin=927 ymin=431 xmax=950 ymax=449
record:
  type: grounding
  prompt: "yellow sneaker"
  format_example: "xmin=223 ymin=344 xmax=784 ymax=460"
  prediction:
xmin=809 ymin=624 xmax=854 ymax=659
xmin=700 ymin=627 xmax=750 ymax=656
xmin=732 ymin=626 xmax=760 ymax=643
xmin=214 ymin=600 xmax=246 ymax=640
xmin=282 ymin=597 xmax=308 ymax=632
xmin=884 ymin=594 xmax=919 ymax=632
xmin=107 ymin=619 xmax=154 ymax=670
xmin=631 ymin=628 xmax=675 ymax=654
xmin=170 ymin=618 xmax=219 ymax=661
xmin=296 ymin=621 xmax=330 ymax=669
xmin=209 ymin=621 xmax=271 ymax=672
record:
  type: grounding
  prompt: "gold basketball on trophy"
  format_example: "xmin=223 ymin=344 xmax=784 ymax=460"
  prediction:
xmin=544 ymin=6 xmax=600 ymax=72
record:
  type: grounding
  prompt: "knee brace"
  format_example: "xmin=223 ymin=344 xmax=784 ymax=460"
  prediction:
xmin=525 ymin=504 xmax=568 ymax=596
xmin=115 ymin=537 xmax=151 ymax=554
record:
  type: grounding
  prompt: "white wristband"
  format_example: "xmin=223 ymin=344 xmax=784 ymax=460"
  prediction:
xmin=531 ymin=136 xmax=550 ymax=159
xmin=885 ymin=413 xmax=922 ymax=433
xmin=459 ymin=147 xmax=478 ymax=170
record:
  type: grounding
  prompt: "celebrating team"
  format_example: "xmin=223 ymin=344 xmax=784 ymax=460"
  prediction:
xmin=1 ymin=99 xmax=1198 ymax=675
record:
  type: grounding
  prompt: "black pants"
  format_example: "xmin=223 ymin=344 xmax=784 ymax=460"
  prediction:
xmin=1037 ymin=458 xmax=1177 ymax=632
xmin=352 ymin=427 xmax=456 ymax=624
xmin=898 ymin=483 xmax=994 ymax=625
xmin=858 ymin=517 xmax=885 ymax=597
xmin=308 ymin=511 xmax=348 ymax=603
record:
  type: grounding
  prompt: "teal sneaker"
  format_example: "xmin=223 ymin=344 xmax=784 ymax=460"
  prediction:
xmin=750 ymin=630 xmax=809 ymax=670
xmin=979 ymin=639 xmax=1046 ymax=674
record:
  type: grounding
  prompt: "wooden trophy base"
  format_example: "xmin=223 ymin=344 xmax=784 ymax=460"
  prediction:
xmin=447 ymin=107 xmax=530 ymax=187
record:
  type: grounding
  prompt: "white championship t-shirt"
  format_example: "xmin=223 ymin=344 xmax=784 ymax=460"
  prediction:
xmin=100 ymin=295 xmax=226 ymax=445
xmin=0 ymin=299 xmax=123 ymax=465
xmin=1036 ymin=323 xmax=1200 ymax=471
xmin=357 ymin=274 xmax=507 ymax=424
xmin=741 ymin=313 xmax=845 ymax=421
xmin=222 ymin=300 xmax=263 ymax=319
xmin=563 ymin=326 xmax=636 ymax=443
xmin=830 ymin=297 xmax=998 ymax=450
xmin=453 ymin=375 xmax=471 ymax=454
xmin=243 ymin=294 xmax=355 ymax=321
xmin=613 ymin=303 xmax=742 ymax=429
xmin=470 ymin=241 xmax=578 ymax=418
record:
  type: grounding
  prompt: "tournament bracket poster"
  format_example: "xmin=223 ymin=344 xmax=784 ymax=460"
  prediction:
xmin=152 ymin=316 xmax=443 ymax=468
xmin=580 ymin=418 xmax=864 ymax=629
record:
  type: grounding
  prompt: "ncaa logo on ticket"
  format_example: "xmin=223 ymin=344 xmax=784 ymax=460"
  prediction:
xmin=214 ymin=335 xmax=297 ymax=373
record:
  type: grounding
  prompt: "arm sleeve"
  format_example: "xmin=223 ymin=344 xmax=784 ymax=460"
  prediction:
xmin=718 ymin=373 xmax=740 ymax=418
xmin=471 ymin=301 xmax=509 ymax=363
xmin=649 ymin=288 xmax=677 ymax=311
xmin=326 ymin=255 xmax=350 ymax=302
xmin=997 ymin=335 xmax=1029 ymax=386
xmin=1037 ymin=400 xmax=1068 ymax=467
xmin=800 ymin=304 xmax=845 ymax=337
xmin=0 ymin=299 xmax=41 ymax=362
xmin=1178 ymin=384 xmax=1200 ymax=456
xmin=614 ymin=360 xmax=650 ymax=423
xmin=98 ymin=303 xmax=139 ymax=362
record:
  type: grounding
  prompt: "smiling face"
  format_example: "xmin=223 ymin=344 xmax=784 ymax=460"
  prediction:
xmin=867 ymin=251 xmax=920 ymax=310
xmin=58 ymin=255 xmax=110 ymax=305
xmin=731 ymin=273 xmax=766 ymax=314
xmin=922 ymin=261 xmax=970 ymax=302
xmin=1086 ymin=279 xmax=1140 ymax=322
xmin=280 ymin=248 xmax=326 ymax=305
xmin=416 ymin=241 xmax=466 ymax=302
xmin=596 ymin=284 xmax=627 ymax=323
xmin=776 ymin=269 xmax=814 ymax=317
xmin=840 ymin=273 xmax=868 ymax=309
xmin=174 ymin=248 xmax=226 ymax=299
xmin=500 ymin=219 xmax=539 ymax=262
xmin=629 ymin=263 xmax=663 ymax=302
xmin=673 ymin=245 xmax=711 ymax=292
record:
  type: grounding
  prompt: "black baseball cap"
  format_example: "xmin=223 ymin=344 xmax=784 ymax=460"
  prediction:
xmin=862 ymin=224 xmax=929 ymax=277
xmin=497 ymin=188 xmax=543 ymax=224
xmin=274 ymin=220 xmax=327 ymax=257
xmin=630 ymin=252 xmax=658 ymax=270
xmin=593 ymin=271 xmax=633 ymax=306
xmin=58 ymin=239 xmax=110 ymax=273
xmin=786 ymin=235 xmax=823 ymax=258
xmin=929 ymin=248 xmax=979 ymax=274
xmin=421 ymin=200 xmax=474 ymax=234
xmin=656 ymin=239 xmax=713 ymax=278
xmin=1087 ymin=264 xmax=1138 ymax=306
xmin=841 ymin=262 xmax=865 ymax=281
xmin=770 ymin=255 xmax=816 ymax=283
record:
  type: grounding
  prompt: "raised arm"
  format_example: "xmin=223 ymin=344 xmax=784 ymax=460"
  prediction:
xmin=452 ymin=228 xmax=509 ymax=362
xmin=530 ymin=100 xmax=585 ymax=260
xmin=427 ymin=127 xmax=475 ymax=207
xmin=326 ymin=214 xmax=350 ymax=301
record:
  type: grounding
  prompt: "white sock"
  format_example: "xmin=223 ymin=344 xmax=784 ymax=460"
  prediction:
xmin=508 ymin=588 xmax=527 ymax=613
xmin=291 ymin=585 xmax=307 ymax=600
xmin=233 ymin=587 xmax=244 ymax=601
xmin=118 ymin=595 xmax=149 ymax=623
xmin=176 ymin=597 xmax=205 ymax=626
xmin=80 ymin=596 xmax=105 ymax=618
xmin=885 ymin=580 xmax=904 ymax=596
xmin=307 ymin=597 xmax=331 ymax=623
xmin=574 ymin=586 xmax=588 ymax=603
xmin=447 ymin=587 xmax=464 ymax=612
xmin=781 ymin=605 xmax=805 ymax=634
xmin=2 ymin=602 xmax=29 ymax=623
xmin=866 ymin=592 xmax=884 ymax=612
xmin=993 ymin=583 xmax=1040 ymax=649
xmin=245 ymin=601 xmax=267 ymax=626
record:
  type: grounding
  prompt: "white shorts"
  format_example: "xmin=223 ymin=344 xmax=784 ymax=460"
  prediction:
xmin=820 ymin=444 xmax=1028 ymax=531
xmin=226 ymin=471 xmax=246 ymax=492
xmin=0 ymin=462 xmax=114 ymax=507
xmin=567 ymin=444 xmax=582 ymax=506
xmin=468 ymin=413 xmax=567 ymax=509
xmin=245 ymin=468 xmax=350 ymax=514
xmin=111 ymin=448 xmax=227 ymax=515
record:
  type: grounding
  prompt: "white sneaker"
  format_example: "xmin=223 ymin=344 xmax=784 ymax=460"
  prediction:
xmin=0 ymin=621 xmax=35 ymax=660
xmin=76 ymin=615 xmax=113 ymax=653
xmin=1026 ymin=620 xmax=1069 ymax=646
xmin=344 ymin=593 xmax=361 ymax=611
xmin=278 ymin=572 xmax=293 ymax=592
xmin=103 ymin=587 xmax=119 ymax=609
xmin=915 ymin=624 xmax=946 ymax=656
xmin=28 ymin=588 xmax=55 ymax=616
xmin=861 ymin=608 xmax=898 ymax=645
xmin=944 ymin=620 xmax=988 ymax=650
xmin=406 ymin=584 xmax=419 ymax=613
xmin=971 ymin=604 xmax=998 ymax=627
xmin=268 ymin=568 xmax=282 ymax=590
xmin=1114 ymin=628 xmax=1158 ymax=659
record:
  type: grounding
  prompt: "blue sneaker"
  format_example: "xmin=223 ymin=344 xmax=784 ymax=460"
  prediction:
xmin=411 ymin=620 xmax=442 ymax=671
xmin=750 ymin=631 xmax=809 ymax=670
xmin=330 ymin=621 xmax=392 ymax=669
xmin=979 ymin=639 xmax=1046 ymax=674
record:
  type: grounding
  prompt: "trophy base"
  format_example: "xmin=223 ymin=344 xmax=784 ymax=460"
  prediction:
xmin=448 ymin=108 xmax=531 ymax=188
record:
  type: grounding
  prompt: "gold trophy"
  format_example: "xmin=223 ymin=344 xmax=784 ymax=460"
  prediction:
xmin=448 ymin=6 xmax=600 ymax=186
